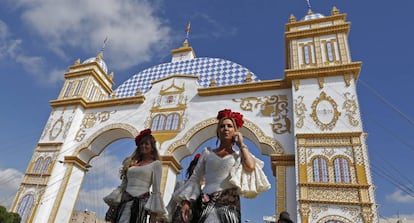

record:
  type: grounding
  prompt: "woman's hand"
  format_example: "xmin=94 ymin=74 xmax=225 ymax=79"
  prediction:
xmin=180 ymin=200 xmax=191 ymax=223
xmin=233 ymin=131 xmax=244 ymax=149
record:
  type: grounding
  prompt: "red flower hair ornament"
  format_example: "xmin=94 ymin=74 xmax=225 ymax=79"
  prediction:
xmin=135 ymin=129 xmax=152 ymax=146
xmin=194 ymin=153 xmax=201 ymax=160
xmin=216 ymin=109 xmax=244 ymax=128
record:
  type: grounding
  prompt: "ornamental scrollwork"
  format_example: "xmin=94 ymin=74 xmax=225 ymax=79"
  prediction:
xmin=310 ymin=91 xmax=341 ymax=131
xmin=234 ymin=95 xmax=291 ymax=134
xmin=343 ymin=92 xmax=359 ymax=127
xmin=75 ymin=110 xmax=116 ymax=142
xmin=294 ymin=96 xmax=307 ymax=128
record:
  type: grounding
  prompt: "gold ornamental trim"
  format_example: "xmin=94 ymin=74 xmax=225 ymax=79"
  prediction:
xmin=286 ymin=13 xmax=347 ymax=28
xmin=271 ymin=154 xmax=295 ymax=168
xmin=285 ymin=23 xmax=350 ymax=40
xmin=50 ymin=95 xmax=145 ymax=109
xmin=153 ymin=74 xmax=199 ymax=85
xmin=299 ymin=199 xmax=373 ymax=206
xmin=285 ymin=62 xmax=362 ymax=81
xmin=296 ymin=132 xmax=362 ymax=138
xmin=37 ymin=142 xmax=63 ymax=147
xmin=65 ymin=66 xmax=114 ymax=93
xmin=63 ymin=156 xmax=92 ymax=171
xmin=310 ymin=91 xmax=340 ymax=131
xmin=299 ymin=182 xmax=370 ymax=189
xmin=198 ymin=79 xmax=290 ymax=96
xmin=160 ymin=155 xmax=182 ymax=173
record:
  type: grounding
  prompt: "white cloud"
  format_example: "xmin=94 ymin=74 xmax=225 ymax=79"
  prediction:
xmin=386 ymin=189 xmax=414 ymax=203
xmin=88 ymin=153 xmax=122 ymax=182
xmin=14 ymin=0 xmax=172 ymax=71
xmin=0 ymin=20 xmax=57 ymax=86
xmin=0 ymin=168 xmax=23 ymax=191
xmin=0 ymin=168 xmax=24 ymax=209
xmin=77 ymin=187 xmax=115 ymax=209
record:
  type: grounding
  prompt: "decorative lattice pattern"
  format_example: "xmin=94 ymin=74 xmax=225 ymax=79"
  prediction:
xmin=114 ymin=57 xmax=259 ymax=98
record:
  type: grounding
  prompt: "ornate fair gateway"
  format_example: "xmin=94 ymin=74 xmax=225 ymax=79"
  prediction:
xmin=11 ymin=7 xmax=378 ymax=223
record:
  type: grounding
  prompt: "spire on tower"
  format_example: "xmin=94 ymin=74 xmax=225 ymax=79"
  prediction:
xmin=101 ymin=36 xmax=108 ymax=53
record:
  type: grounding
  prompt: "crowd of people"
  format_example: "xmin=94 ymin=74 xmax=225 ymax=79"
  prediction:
xmin=103 ymin=109 xmax=293 ymax=223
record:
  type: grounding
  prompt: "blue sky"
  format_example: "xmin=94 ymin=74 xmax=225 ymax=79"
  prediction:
xmin=0 ymin=0 xmax=413 ymax=222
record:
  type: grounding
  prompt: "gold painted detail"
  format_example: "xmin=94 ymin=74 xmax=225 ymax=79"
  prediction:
xmin=49 ymin=117 xmax=64 ymax=140
xmin=354 ymin=145 xmax=364 ymax=165
xmin=50 ymin=96 xmax=145 ymax=109
xmin=62 ymin=116 xmax=73 ymax=139
xmin=317 ymin=215 xmax=354 ymax=223
xmin=75 ymin=111 xmax=116 ymax=142
xmin=296 ymin=132 xmax=362 ymax=147
xmin=307 ymin=186 xmax=359 ymax=203
xmin=311 ymin=203 xmax=367 ymax=222
xmin=344 ymin=74 xmax=351 ymax=86
xmin=294 ymin=79 xmax=300 ymax=91
xmin=310 ymin=91 xmax=341 ymax=131
xmin=285 ymin=62 xmax=362 ymax=82
xmin=294 ymin=96 xmax=307 ymax=128
xmin=343 ymin=92 xmax=359 ymax=127
xmin=299 ymin=203 xmax=311 ymax=218
xmin=166 ymin=118 xmax=217 ymax=154
xmin=317 ymin=77 xmax=324 ymax=88
xmin=275 ymin=166 xmax=286 ymax=214
xmin=361 ymin=207 xmax=374 ymax=223
xmin=234 ymin=95 xmax=291 ymax=134
xmin=63 ymin=156 xmax=91 ymax=171
xmin=160 ymin=155 xmax=182 ymax=173
xmin=166 ymin=118 xmax=284 ymax=154
xmin=197 ymin=79 xmax=290 ymax=96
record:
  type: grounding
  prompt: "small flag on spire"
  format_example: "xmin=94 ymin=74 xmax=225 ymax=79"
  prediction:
xmin=185 ymin=22 xmax=191 ymax=39
xmin=305 ymin=0 xmax=312 ymax=10
xmin=101 ymin=36 xmax=108 ymax=52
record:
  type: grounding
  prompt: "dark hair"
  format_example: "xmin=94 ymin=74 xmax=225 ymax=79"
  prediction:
xmin=132 ymin=134 xmax=160 ymax=161
xmin=120 ymin=134 xmax=160 ymax=179
xmin=185 ymin=154 xmax=201 ymax=179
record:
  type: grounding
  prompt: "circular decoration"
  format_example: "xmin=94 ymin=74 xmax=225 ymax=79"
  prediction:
xmin=49 ymin=117 xmax=64 ymax=139
xmin=310 ymin=91 xmax=340 ymax=131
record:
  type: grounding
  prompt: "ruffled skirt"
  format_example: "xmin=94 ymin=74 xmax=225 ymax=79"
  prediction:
xmin=198 ymin=188 xmax=241 ymax=223
xmin=117 ymin=192 xmax=150 ymax=223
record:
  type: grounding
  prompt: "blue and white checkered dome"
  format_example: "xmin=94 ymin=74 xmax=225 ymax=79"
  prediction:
xmin=83 ymin=57 xmax=108 ymax=74
xmin=114 ymin=57 xmax=259 ymax=98
xmin=302 ymin=12 xmax=325 ymax=21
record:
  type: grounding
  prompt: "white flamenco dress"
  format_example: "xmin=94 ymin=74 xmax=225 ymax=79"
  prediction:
xmin=118 ymin=160 xmax=166 ymax=223
xmin=174 ymin=148 xmax=270 ymax=222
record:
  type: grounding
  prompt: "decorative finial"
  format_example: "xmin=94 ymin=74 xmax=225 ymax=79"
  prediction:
xmin=109 ymin=72 xmax=114 ymax=80
xmin=74 ymin=58 xmax=81 ymax=65
xmin=245 ymin=72 xmax=252 ymax=83
xmin=111 ymin=91 xmax=117 ymax=99
xmin=209 ymin=77 xmax=216 ymax=87
xmin=289 ymin=14 xmax=296 ymax=23
xmin=185 ymin=22 xmax=191 ymax=40
xmin=331 ymin=6 xmax=339 ymax=15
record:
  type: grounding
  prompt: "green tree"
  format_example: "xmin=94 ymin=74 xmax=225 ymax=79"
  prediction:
xmin=0 ymin=205 xmax=21 ymax=223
